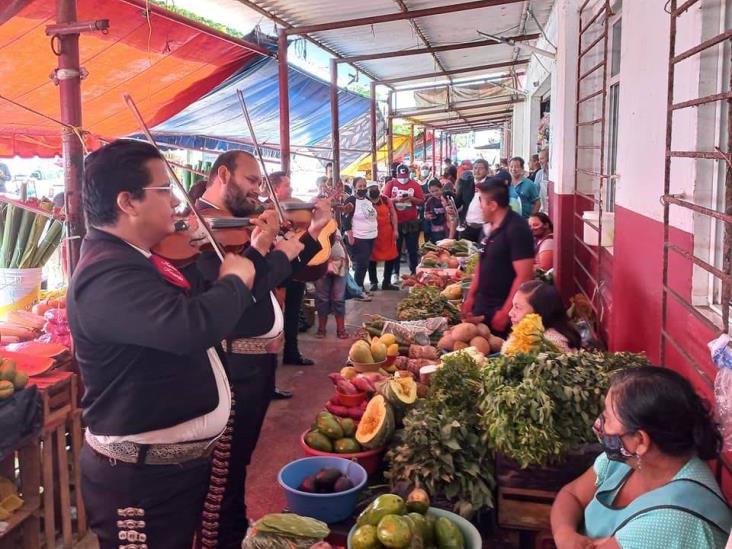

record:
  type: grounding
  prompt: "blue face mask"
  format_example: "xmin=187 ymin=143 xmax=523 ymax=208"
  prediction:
xmin=593 ymin=415 xmax=637 ymax=463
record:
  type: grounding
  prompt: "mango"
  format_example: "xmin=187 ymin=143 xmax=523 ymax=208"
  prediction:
xmin=357 ymin=494 xmax=408 ymax=527
xmin=371 ymin=341 xmax=387 ymax=363
xmin=350 ymin=340 xmax=374 ymax=364
xmin=0 ymin=361 xmax=15 ymax=382
xmin=340 ymin=366 xmax=358 ymax=380
xmin=377 ymin=514 xmax=412 ymax=548
xmin=334 ymin=438 xmax=360 ymax=453
xmin=387 ymin=343 xmax=399 ymax=357
xmin=380 ymin=333 xmax=397 ymax=346
xmin=352 ymin=525 xmax=381 ymax=549
xmin=0 ymin=380 xmax=14 ymax=400
xmin=304 ymin=430 xmax=333 ymax=452
xmin=12 ymin=371 xmax=28 ymax=391
xmin=434 ymin=517 xmax=465 ymax=549
xmin=408 ymin=513 xmax=432 ymax=546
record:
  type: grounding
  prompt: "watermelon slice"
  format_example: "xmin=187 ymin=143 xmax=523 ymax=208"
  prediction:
xmin=0 ymin=350 xmax=55 ymax=376
xmin=3 ymin=341 xmax=68 ymax=358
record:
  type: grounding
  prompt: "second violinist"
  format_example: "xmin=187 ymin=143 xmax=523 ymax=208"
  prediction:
xmin=189 ymin=150 xmax=332 ymax=548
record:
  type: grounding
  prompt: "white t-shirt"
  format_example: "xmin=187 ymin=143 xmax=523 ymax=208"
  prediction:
xmin=466 ymin=178 xmax=486 ymax=225
xmin=350 ymin=197 xmax=378 ymax=239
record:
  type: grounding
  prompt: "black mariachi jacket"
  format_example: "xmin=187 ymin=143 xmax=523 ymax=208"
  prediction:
xmin=67 ymin=228 xmax=254 ymax=436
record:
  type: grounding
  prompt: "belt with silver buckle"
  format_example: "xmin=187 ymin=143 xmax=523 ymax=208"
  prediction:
xmin=222 ymin=333 xmax=283 ymax=355
xmin=85 ymin=430 xmax=215 ymax=465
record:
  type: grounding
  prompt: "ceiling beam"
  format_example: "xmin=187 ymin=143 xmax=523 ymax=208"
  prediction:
xmin=396 ymin=71 xmax=524 ymax=92
xmin=395 ymin=97 xmax=523 ymax=117
xmin=334 ymin=33 xmax=540 ymax=64
xmin=376 ymin=58 xmax=530 ymax=85
xmin=416 ymin=110 xmax=514 ymax=124
xmin=284 ymin=0 xmax=526 ymax=35
xmin=433 ymin=118 xmax=510 ymax=130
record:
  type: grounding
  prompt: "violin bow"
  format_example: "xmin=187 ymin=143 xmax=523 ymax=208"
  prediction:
xmin=122 ymin=93 xmax=226 ymax=262
xmin=235 ymin=89 xmax=288 ymax=227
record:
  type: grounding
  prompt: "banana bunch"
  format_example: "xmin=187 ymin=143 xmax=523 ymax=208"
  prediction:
xmin=501 ymin=314 xmax=556 ymax=356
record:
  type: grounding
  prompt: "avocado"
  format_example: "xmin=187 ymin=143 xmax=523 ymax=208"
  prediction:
xmin=314 ymin=468 xmax=342 ymax=492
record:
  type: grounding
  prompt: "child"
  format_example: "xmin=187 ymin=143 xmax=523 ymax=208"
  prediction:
xmin=423 ymin=179 xmax=448 ymax=243
xmin=315 ymin=232 xmax=350 ymax=339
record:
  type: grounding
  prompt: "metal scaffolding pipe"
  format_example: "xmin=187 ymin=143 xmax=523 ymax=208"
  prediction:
xmin=409 ymin=125 xmax=415 ymax=165
xmin=394 ymin=97 xmax=522 ymax=117
xmin=387 ymin=90 xmax=394 ymax=170
xmin=330 ymin=58 xmax=340 ymax=182
xmin=370 ymin=82 xmax=378 ymax=181
xmin=376 ymin=58 xmax=530 ymax=85
xmin=278 ymin=29 xmax=290 ymax=174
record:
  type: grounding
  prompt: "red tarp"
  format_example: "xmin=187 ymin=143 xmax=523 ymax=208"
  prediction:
xmin=0 ymin=0 xmax=264 ymax=157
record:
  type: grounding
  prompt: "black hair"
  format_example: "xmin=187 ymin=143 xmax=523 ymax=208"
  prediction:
xmin=530 ymin=211 xmax=554 ymax=232
xmin=428 ymin=179 xmax=442 ymax=189
xmin=610 ymin=366 xmax=722 ymax=460
xmin=325 ymin=162 xmax=333 ymax=169
xmin=352 ymin=176 xmax=367 ymax=188
xmin=531 ymin=154 xmax=540 ymax=162
xmin=473 ymin=158 xmax=490 ymax=171
xmin=476 ymin=177 xmax=509 ymax=208
xmin=269 ymin=170 xmax=288 ymax=188
xmin=189 ymin=180 xmax=207 ymax=202
xmin=82 ymin=139 xmax=162 ymax=227
xmin=518 ymin=280 xmax=581 ymax=349
xmin=209 ymin=150 xmax=250 ymax=183
xmin=509 ymin=156 xmax=525 ymax=168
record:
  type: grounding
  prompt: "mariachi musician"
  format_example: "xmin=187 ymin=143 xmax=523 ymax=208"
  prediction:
xmin=68 ymin=140 xmax=258 ymax=549
xmin=189 ymin=150 xmax=333 ymax=548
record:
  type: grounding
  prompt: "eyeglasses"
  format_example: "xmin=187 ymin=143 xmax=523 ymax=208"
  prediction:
xmin=593 ymin=414 xmax=634 ymax=441
xmin=143 ymin=185 xmax=174 ymax=192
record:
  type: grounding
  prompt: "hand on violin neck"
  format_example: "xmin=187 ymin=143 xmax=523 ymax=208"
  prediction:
xmin=274 ymin=236 xmax=305 ymax=261
xmin=250 ymin=210 xmax=279 ymax=255
xmin=308 ymin=198 xmax=334 ymax=239
xmin=219 ymin=253 xmax=255 ymax=289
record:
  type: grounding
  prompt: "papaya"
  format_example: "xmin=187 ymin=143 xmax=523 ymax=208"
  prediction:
xmin=376 ymin=514 xmax=412 ymax=548
xmin=304 ymin=430 xmax=333 ymax=452
xmin=371 ymin=341 xmax=387 ymax=363
xmin=350 ymin=340 xmax=374 ymax=364
xmin=334 ymin=438 xmax=361 ymax=453
xmin=434 ymin=517 xmax=465 ymax=549
xmin=355 ymin=395 xmax=395 ymax=449
xmin=351 ymin=524 xmax=381 ymax=549
xmin=357 ymin=494 xmax=408 ymax=527
xmin=316 ymin=413 xmax=344 ymax=440
xmin=338 ymin=417 xmax=357 ymax=438
xmin=0 ymin=380 xmax=14 ymax=400
xmin=0 ymin=361 xmax=15 ymax=382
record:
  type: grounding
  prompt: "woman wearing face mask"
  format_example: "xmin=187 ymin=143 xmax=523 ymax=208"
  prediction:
xmin=508 ymin=280 xmax=580 ymax=353
xmin=551 ymin=367 xmax=732 ymax=549
xmin=529 ymin=212 xmax=554 ymax=271
xmin=342 ymin=177 xmax=378 ymax=293
xmin=367 ymin=182 xmax=399 ymax=291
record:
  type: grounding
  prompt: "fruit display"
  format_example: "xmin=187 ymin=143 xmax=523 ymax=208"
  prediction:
xmin=0 ymin=358 xmax=28 ymax=400
xmin=422 ymin=239 xmax=476 ymax=258
xmin=437 ymin=322 xmax=502 ymax=354
xmin=349 ymin=338 xmax=395 ymax=366
xmin=39 ymin=306 xmax=71 ymax=348
xmin=419 ymin=249 xmax=460 ymax=269
xmin=362 ymin=316 xmax=443 ymax=351
xmin=305 ymin=412 xmax=365 ymax=453
xmin=440 ymin=283 xmax=462 ymax=301
xmin=479 ymin=351 xmax=649 ymax=467
xmin=297 ymin=467 xmax=355 ymax=494
xmin=396 ymin=287 xmax=460 ymax=325
xmin=400 ymin=270 xmax=464 ymax=290
xmin=500 ymin=314 xmax=557 ymax=356
xmin=351 ymin=492 xmax=466 ymax=549
xmin=355 ymin=395 xmax=395 ymax=450
xmin=376 ymin=377 xmax=417 ymax=413
xmin=242 ymin=513 xmax=330 ymax=549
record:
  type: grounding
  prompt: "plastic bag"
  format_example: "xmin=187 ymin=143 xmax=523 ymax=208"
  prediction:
xmin=710 ymin=333 xmax=732 ymax=450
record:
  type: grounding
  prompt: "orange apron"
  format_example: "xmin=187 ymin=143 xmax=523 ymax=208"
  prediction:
xmin=370 ymin=198 xmax=398 ymax=261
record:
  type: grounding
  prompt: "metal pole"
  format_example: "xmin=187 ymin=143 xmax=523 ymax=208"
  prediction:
xmin=57 ymin=0 xmax=84 ymax=276
xmin=377 ymin=58 xmax=530 ymax=85
xmin=330 ymin=58 xmax=340 ymax=183
xmin=409 ymin=125 xmax=415 ymax=166
xmin=431 ymin=129 xmax=436 ymax=175
xmin=422 ymin=126 xmax=427 ymax=169
xmin=278 ymin=29 xmax=290 ymax=174
xmin=387 ymin=90 xmax=394 ymax=171
xmin=370 ymin=81 xmax=378 ymax=180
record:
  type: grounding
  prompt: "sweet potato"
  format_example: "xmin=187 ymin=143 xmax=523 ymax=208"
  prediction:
xmin=325 ymin=402 xmax=351 ymax=417
xmin=336 ymin=379 xmax=358 ymax=395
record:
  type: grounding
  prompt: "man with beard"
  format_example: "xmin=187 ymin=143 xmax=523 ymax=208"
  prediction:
xmin=193 ymin=150 xmax=332 ymax=548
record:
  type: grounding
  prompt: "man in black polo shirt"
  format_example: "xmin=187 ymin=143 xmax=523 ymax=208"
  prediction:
xmin=462 ymin=177 xmax=535 ymax=337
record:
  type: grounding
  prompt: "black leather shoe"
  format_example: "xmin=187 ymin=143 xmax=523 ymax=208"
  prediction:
xmin=382 ymin=283 xmax=399 ymax=291
xmin=283 ymin=355 xmax=315 ymax=366
xmin=272 ymin=388 xmax=293 ymax=399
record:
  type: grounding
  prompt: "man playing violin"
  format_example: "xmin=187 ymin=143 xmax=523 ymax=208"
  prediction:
xmin=191 ymin=150 xmax=332 ymax=549
xmin=67 ymin=140 xmax=258 ymax=549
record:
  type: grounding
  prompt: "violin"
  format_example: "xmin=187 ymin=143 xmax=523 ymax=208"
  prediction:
xmin=152 ymin=209 xmax=253 ymax=265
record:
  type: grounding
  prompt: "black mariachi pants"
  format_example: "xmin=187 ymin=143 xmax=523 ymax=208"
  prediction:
xmin=283 ymin=280 xmax=305 ymax=361
xmin=198 ymin=353 xmax=277 ymax=549
xmin=81 ymin=444 xmax=210 ymax=549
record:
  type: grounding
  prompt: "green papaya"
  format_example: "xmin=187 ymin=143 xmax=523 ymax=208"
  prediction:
xmin=339 ymin=417 xmax=357 ymax=437
xmin=334 ymin=438 xmax=361 ymax=454
xmin=304 ymin=430 xmax=333 ymax=452
xmin=0 ymin=380 xmax=14 ymax=399
xmin=351 ymin=524 xmax=381 ymax=549
xmin=316 ymin=414 xmax=344 ymax=440
xmin=357 ymin=494 xmax=408 ymax=527
xmin=376 ymin=514 xmax=412 ymax=548
xmin=434 ymin=517 xmax=464 ymax=549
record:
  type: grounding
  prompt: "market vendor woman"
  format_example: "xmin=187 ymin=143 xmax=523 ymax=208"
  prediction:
xmin=551 ymin=367 xmax=732 ymax=549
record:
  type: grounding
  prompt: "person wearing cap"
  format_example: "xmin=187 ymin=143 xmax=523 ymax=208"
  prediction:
xmin=462 ymin=176 xmax=534 ymax=338
xmin=383 ymin=164 xmax=425 ymax=279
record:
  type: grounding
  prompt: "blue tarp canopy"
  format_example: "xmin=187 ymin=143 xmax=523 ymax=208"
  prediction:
xmin=150 ymin=56 xmax=381 ymax=166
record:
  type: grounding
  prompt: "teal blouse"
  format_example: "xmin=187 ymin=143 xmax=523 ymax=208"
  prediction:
xmin=583 ymin=453 xmax=731 ymax=549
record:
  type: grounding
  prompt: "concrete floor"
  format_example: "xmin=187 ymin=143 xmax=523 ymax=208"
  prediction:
xmin=73 ymin=287 xmax=400 ymax=548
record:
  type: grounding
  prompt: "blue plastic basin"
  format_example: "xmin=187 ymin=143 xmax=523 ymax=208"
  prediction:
xmin=278 ymin=456 xmax=368 ymax=524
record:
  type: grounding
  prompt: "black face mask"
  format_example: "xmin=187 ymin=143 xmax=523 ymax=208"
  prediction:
xmin=593 ymin=415 xmax=637 ymax=463
xmin=368 ymin=189 xmax=380 ymax=200
xmin=356 ymin=189 xmax=367 ymax=198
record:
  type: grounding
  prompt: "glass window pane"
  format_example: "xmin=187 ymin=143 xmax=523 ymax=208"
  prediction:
xmin=611 ymin=20 xmax=622 ymax=77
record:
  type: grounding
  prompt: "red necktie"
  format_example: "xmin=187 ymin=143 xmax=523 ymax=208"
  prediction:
xmin=149 ymin=254 xmax=191 ymax=294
